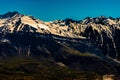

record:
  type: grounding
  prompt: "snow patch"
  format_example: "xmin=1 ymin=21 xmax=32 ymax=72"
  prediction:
xmin=38 ymin=24 xmax=49 ymax=30
xmin=21 ymin=16 xmax=38 ymax=29
xmin=21 ymin=16 xmax=49 ymax=30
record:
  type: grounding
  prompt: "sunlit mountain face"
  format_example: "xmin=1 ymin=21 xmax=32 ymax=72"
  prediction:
xmin=0 ymin=12 xmax=119 ymax=79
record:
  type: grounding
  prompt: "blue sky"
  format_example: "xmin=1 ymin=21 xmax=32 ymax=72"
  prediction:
xmin=0 ymin=0 xmax=120 ymax=21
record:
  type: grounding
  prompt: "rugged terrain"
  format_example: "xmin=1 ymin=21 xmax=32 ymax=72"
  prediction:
xmin=0 ymin=11 xmax=120 ymax=79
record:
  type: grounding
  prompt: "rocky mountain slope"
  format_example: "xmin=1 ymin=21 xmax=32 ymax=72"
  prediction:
xmin=1 ymin=12 xmax=120 ymax=60
xmin=0 ymin=11 xmax=120 ymax=79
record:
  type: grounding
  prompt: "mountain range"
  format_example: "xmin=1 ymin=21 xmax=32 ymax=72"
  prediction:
xmin=0 ymin=11 xmax=120 ymax=79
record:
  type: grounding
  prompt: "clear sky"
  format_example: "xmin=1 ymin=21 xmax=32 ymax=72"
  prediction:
xmin=0 ymin=0 xmax=120 ymax=21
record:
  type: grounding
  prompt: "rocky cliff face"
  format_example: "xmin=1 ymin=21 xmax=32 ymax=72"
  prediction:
xmin=49 ymin=17 xmax=120 ymax=61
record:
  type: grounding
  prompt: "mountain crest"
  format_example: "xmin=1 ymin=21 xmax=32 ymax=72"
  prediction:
xmin=0 ymin=11 xmax=20 ymax=18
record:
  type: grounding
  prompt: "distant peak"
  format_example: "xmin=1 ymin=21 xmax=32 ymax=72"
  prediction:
xmin=1 ymin=11 xmax=20 ymax=18
xmin=98 ymin=16 xmax=106 ymax=18
xmin=84 ymin=17 xmax=92 ymax=20
xmin=62 ymin=18 xmax=80 ymax=25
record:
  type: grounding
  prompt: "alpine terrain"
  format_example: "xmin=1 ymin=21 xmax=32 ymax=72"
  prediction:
xmin=0 ymin=11 xmax=120 ymax=80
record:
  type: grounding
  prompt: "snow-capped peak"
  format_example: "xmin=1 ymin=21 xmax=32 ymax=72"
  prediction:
xmin=0 ymin=12 xmax=50 ymax=33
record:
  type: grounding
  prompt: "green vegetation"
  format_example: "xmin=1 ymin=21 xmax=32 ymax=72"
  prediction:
xmin=0 ymin=56 xmax=102 ymax=80
xmin=59 ymin=46 xmax=99 ymax=57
